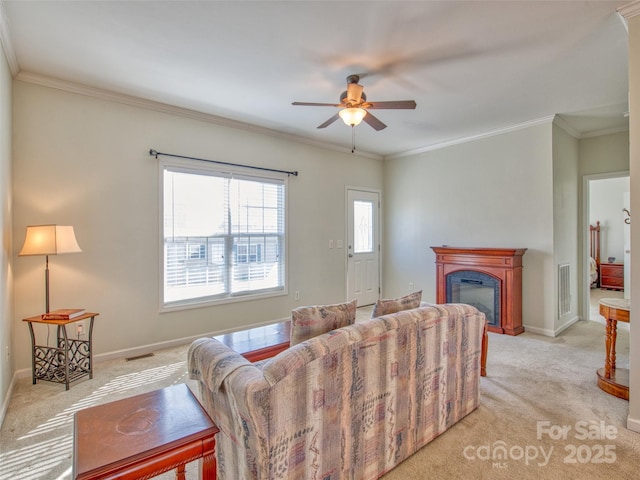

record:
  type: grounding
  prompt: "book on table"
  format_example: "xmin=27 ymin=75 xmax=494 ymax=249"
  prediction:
xmin=42 ymin=308 xmax=86 ymax=320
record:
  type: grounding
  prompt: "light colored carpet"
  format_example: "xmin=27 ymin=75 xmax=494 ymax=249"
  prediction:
xmin=1 ymin=307 xmax=638 ymax=479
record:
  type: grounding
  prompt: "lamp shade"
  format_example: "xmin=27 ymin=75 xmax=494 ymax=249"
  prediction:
xmin=339 ymin=107 xmax=367 ymax=126
xmin=19 ymin=225 xmax=82 ymax=256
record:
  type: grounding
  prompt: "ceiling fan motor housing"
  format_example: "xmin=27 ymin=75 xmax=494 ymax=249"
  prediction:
xmin=341 ymin=89 xmax=366 ymax=106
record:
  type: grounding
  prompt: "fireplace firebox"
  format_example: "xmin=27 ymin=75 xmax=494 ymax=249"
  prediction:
xmin=431 ymin=247 xmax=527 ymax=335
xmin=447 ymin=270 xmax=500 ymax=328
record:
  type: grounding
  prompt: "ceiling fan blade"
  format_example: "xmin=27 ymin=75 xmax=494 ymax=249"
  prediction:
xmin=317 ymin=113 xmax=340 ymax=129
xmin=363 ymin=111 xmax=387 ymax=131
xmin=367 ymin=100 xmax=417 ymax=110
xmin=292 ymin=101 xmax=341 ymax=107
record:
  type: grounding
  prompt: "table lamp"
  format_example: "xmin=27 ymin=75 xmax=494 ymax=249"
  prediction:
xmin=19 ymin=225 xmax=82 ymax=313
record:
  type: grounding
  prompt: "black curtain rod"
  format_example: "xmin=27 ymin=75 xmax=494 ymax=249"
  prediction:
xmin=149 ymin=149 xmax=299 ymax=177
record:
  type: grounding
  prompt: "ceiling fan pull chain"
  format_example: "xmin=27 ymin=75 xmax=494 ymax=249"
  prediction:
xmin=351 ymin=125 xmax=356 ymax=153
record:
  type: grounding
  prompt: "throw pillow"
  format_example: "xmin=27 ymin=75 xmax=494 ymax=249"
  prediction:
xmin=371 ymin=290 xmax=422 ymax=318
xmin=290 ymin=299 xmax=357 ymax=346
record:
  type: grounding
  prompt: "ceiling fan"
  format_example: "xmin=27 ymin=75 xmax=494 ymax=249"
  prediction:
xmin=292 ymin=74 xmax=417 ymax=131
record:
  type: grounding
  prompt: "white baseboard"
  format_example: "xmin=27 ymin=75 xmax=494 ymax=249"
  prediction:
xmin=627 ymin=415 xmax=640 ymax=433
xmin=523 ymin=315 xmax=580 ymax=337
xmin=0 ymin=372 xmax=17 ymax=429
xmin=555 ymin=316 xmax=580 ymax=336
xmin=13 ymin=315 xmax=291 ymax=381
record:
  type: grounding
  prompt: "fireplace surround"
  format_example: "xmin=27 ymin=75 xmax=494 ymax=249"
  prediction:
xmin=431 ymin=246 xmax=527 ymax=335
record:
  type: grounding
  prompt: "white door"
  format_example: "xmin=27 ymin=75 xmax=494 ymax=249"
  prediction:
xmin=624 ymin=192 xmax=631 ymax=299
xmin=347 ymin=189 xmax=380 ymax=306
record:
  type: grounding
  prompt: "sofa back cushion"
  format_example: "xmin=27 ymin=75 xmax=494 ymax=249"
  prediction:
xmin=261 ymin=304 xmax=484 ymax=479
xmin=290 ymin=299 xmax=357 ymax=346
xmin=371 ymin=290 xmax=422 ymax=317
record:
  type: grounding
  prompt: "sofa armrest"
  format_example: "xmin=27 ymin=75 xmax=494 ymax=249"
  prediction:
xmin=188 ymin=337 xmax=256 ymax=392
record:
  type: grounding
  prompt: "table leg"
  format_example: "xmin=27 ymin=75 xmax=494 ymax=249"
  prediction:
xmin=604 ymin=318 xmax=613 ymax=379
xmin=202 ymin=437 xmax=217 ymax=480
xmin=481 ymin=321 xmax=488 ymax=377
xmin=175 ymin=464 xmax=186 ymax=480
xmin=610 ymin=319 xmax=618 ymax=372
xmin=88 ymin=315 xmax=95 ymax=379
xmin=27 ymin=323 xmax=37 ymax=384
xmin=59 ymin=325 xmax=70 ymax=390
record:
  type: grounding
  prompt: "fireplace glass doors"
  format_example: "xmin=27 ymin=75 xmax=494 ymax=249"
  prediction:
xmin=446 ymin=270 xmax=500 ymax=328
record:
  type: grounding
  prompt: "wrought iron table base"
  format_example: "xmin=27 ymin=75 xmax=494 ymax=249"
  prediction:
xmin=24 ymin=313 xmax=98 ymax=390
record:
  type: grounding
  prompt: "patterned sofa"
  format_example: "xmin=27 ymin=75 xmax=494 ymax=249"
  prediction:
xmin=188 ymin=303 xmax=487 ymax=480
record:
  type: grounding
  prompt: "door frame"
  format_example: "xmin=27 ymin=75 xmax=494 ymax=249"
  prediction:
xmin=582 ymin=170 xmax=629 ymax=321
xmin=345 ymin=186 xmax=382 ymax=304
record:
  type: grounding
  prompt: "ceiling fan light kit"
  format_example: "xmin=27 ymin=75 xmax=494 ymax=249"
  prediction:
xmin=339 ymin=107 xmax=367 ymax=126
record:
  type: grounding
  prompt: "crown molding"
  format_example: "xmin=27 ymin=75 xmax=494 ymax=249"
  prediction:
xmin=385 ymin=115 xmax=556 ymax=160
xmin=552 ymin=114 xmax=581 ymax=138
xmin=554 ymin=112 xmax=629 ymax=139
xmin=580 ymin=125 xmax=630 ymax=138
xmin=15 ymin=70 xmax=623 ymax=162
xmin=0 ymin=0 xmax=19 ymax=75
xmin=15 ymin=71 xmax=384 ymax=161
xmin=617 ymin=1 xmax=640 ymax=20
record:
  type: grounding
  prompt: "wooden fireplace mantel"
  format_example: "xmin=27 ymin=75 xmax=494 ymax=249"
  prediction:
xmin=431 ymin=246 xmax=527 ymax=335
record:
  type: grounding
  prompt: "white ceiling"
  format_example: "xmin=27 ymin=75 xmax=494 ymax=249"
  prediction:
xmin=0 ymin=1 xmax=631 ymax=158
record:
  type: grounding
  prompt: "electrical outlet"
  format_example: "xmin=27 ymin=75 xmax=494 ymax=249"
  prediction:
xmin=409 ymin=282 xmax=414 ymax=292
xmin=295 ymin=290 xmax=300 ymax=300
xmin=329 ymin=239 xmax=334 ymax=249
xmin=76 ymin=323 xmax=85 ymax=336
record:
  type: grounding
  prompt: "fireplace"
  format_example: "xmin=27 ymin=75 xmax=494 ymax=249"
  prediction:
xmin=431 ymin=247 xmax=526 ymax=335
xmin=447 ymin=270 xmax=500 ymax=328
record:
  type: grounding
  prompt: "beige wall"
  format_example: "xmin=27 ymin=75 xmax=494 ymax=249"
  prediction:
xmin=579 ymin=131 xmax=630 ymax=177
xmin=383 ymin=123 xmax=556 ymax=334
xmin=0 ymin=43 xmax=13 ymax=423
xmin=552 ymin=122 xmax=580 ymax=332
xmin=11 ymin=81 xmax=383 ymax=372
xmin=576 ymin=131 xmax=630 ymax=325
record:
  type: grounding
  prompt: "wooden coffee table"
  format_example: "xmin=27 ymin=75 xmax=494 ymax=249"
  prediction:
xmin=73 ymin=383 xmax=218 ymax=479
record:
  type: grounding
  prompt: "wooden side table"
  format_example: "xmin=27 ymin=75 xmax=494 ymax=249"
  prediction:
xmin=23 ymin=312 xmax=99 ymax=390
xmin=73 ymin=383 xmax=219 ymax=480
xmin=597 ymin=298 xmax=630 ymax=400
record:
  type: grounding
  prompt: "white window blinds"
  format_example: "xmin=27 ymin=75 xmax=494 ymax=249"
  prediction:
xmin=163 ymin=164 xmax=286 ymax=307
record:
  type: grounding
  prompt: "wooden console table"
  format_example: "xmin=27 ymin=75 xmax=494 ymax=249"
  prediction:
xmin=215 ymin=316 xmax=487 ymax=377
xmin=597 ymin=298 xmax=630 ymax=400
xmin=214 ymin=320 xmax=291 ymax=362
xmin=73 ymin=383 xmax=218 ymax=479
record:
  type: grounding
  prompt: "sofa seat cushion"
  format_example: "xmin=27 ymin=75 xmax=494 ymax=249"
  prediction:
xmin=290 ymin=299 xmax=357 ymax=346
xmin=371 ymin=290 xmax=422 ymax=317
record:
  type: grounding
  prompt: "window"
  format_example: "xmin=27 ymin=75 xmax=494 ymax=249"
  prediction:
xmin=353 ymin=200 xmax=374 ymax=253
xmin=162 ymin=161 xmax=286 ymax=308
